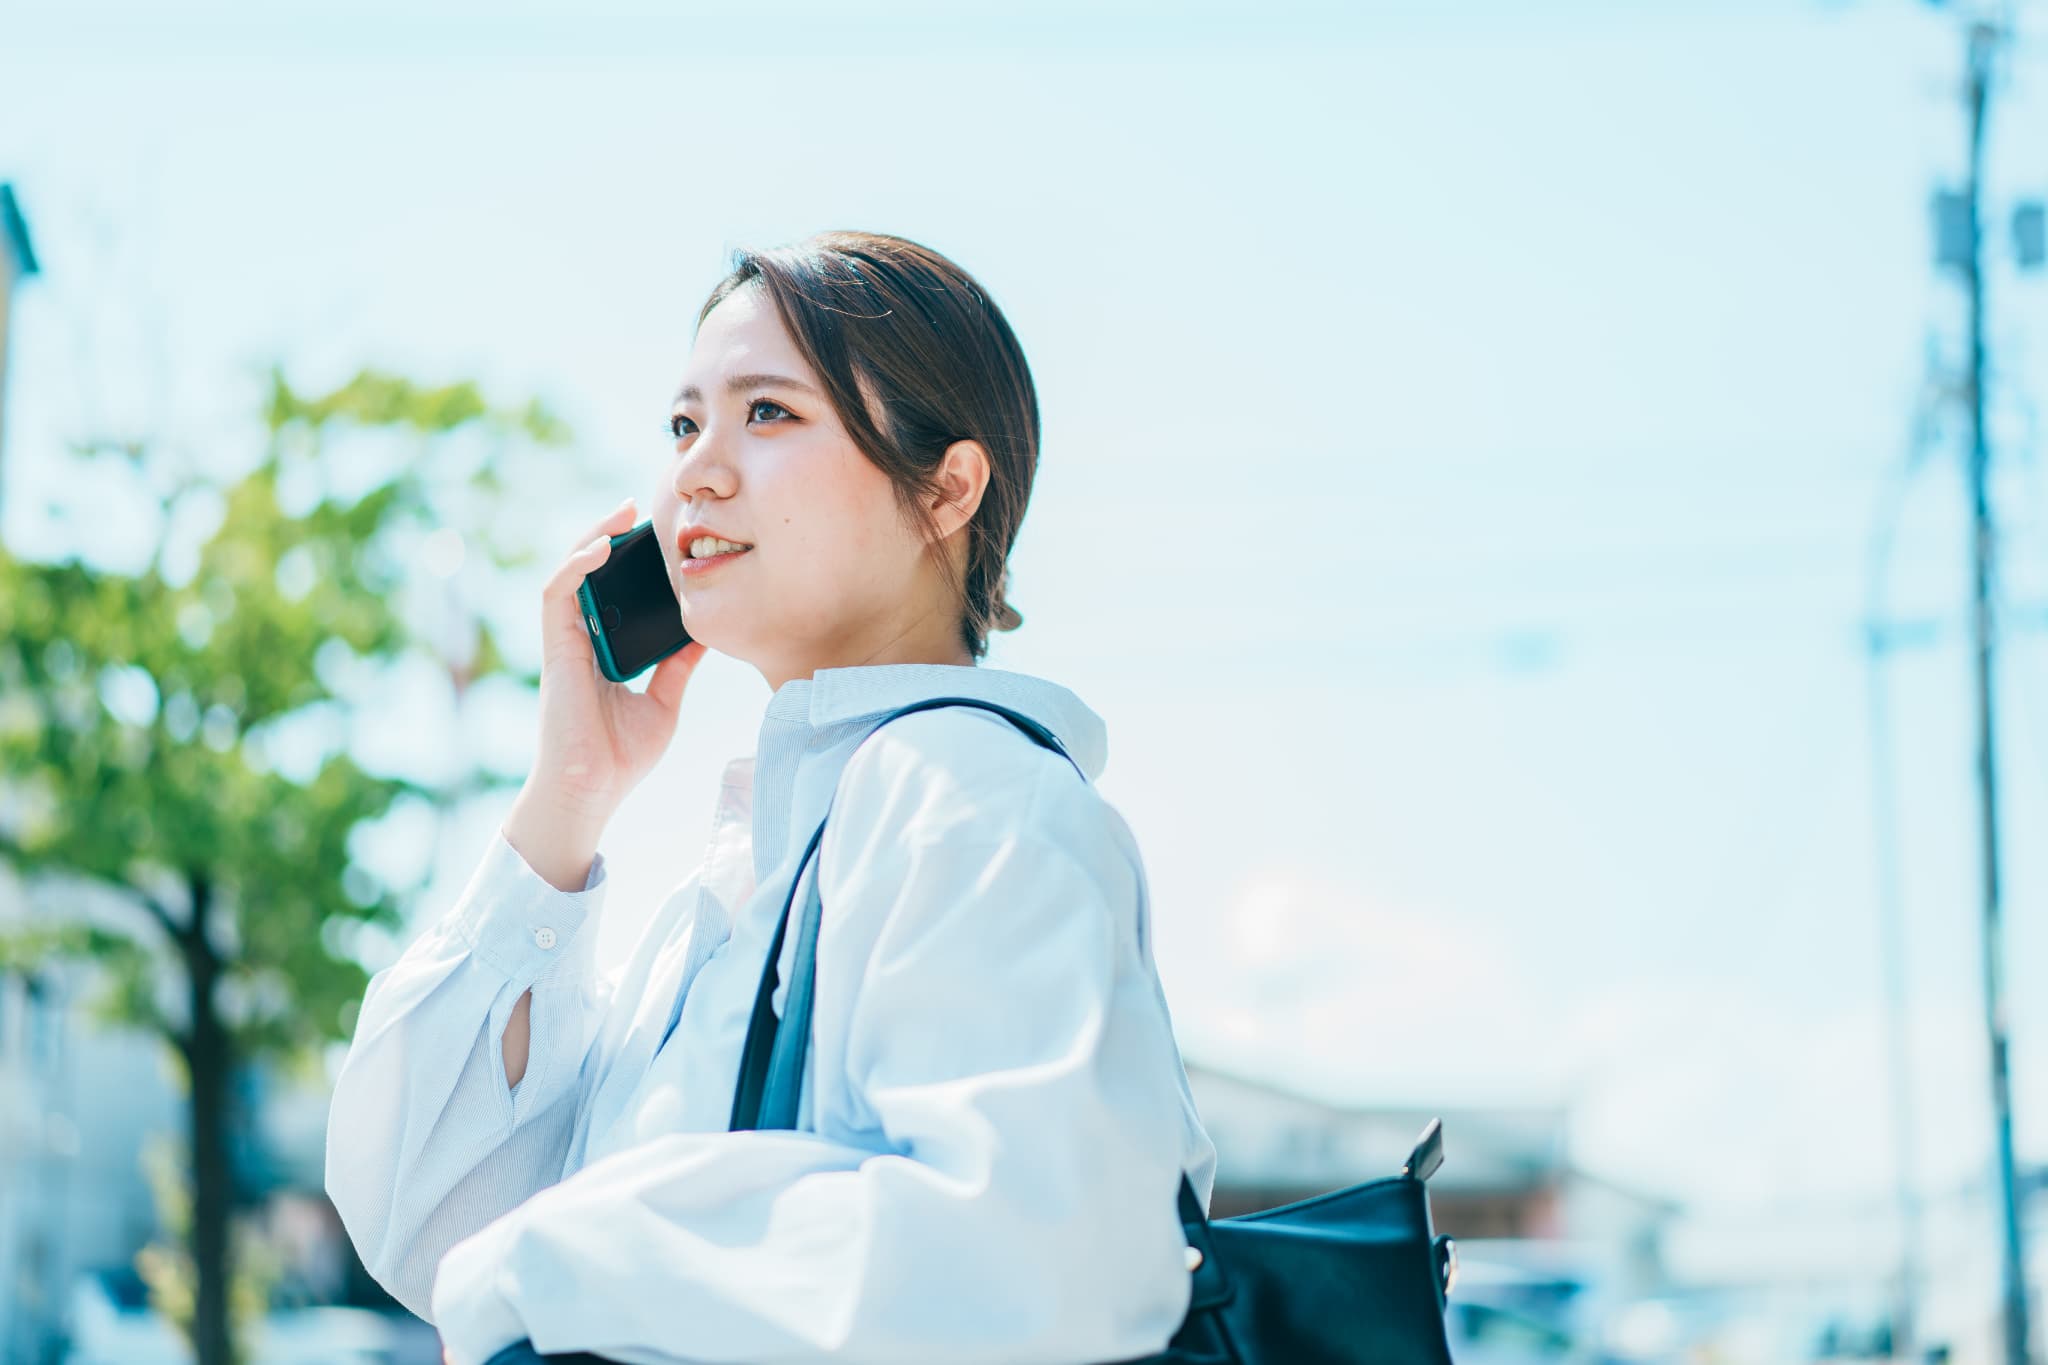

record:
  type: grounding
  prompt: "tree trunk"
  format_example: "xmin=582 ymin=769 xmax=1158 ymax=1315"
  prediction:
xmin=185 ymin=874 xmax=235 ymax=1365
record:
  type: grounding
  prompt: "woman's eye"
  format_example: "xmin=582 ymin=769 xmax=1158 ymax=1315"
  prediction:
xmin=667 ymin=401 xmax=791 ymax=441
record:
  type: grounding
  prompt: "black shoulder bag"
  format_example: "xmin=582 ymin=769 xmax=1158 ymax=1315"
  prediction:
xmin=485 ymin=697 xmax=1459 ymax=1365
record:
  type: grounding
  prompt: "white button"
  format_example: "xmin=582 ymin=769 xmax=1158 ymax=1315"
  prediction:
xmin=533 ymin=927 xmax=557 ymax=950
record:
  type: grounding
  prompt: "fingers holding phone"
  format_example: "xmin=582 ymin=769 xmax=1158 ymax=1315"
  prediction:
xmin=525 ymin=497 xmax=707 ymax=823
xmin=540 ymin=497 xmax=640 ymax=670
xmin=642 ymin=633 xmax=704 ymax=715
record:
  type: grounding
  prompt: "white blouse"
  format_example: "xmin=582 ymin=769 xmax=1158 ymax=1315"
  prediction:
xmin=323 ymin=663 xmax=1219 ymax=1365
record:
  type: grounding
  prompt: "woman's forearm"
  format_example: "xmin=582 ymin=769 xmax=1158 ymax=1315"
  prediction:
xmin=503 ymin=988 xmax=533 ymax=1089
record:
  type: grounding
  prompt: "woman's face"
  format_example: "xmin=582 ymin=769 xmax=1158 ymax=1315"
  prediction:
xmin=654 ymin=283 xmax=967 ymax=690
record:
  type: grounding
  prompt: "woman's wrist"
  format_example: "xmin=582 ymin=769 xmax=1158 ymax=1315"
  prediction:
xmin=502 ymin=782 xmax=611 ymax=893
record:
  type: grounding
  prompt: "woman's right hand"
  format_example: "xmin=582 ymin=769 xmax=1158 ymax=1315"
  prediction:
xmin=519 ymin=495 xmax=709 ymax=835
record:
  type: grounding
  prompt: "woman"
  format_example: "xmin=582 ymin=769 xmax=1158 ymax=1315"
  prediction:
xmin=324 ymin=231 xmax=1219 ymax=1365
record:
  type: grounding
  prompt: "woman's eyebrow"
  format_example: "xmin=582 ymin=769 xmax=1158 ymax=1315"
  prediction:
xmin=671 ymin=373 xmax=822 ymax=406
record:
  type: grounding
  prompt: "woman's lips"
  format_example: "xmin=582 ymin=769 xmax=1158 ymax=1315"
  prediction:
xmin=678 ymin=546 xmax=751 ymax=576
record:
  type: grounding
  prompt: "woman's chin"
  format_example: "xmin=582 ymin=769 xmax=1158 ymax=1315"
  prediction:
xmin=680 ymin=615 xmax=767 ymax=671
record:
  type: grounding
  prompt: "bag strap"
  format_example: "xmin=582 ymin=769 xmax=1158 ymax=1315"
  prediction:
xmin=724 ymin=698 xmax=1210 ymax=1220
xmin=729 ymin=697 xmax=1080 ymax=1134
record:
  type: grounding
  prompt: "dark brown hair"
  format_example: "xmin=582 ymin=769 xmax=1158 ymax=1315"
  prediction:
xmin=696 ymin=231 xmax=1037 ymax=659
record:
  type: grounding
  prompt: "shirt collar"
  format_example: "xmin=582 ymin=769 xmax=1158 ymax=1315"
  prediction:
xmin=765 ymin=662 xmax=1109 ymax=781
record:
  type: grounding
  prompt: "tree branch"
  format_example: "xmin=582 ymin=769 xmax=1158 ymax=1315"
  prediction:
xmin=184 ymin=870 xmax=215 ymax=966
xmin=137 ymin=891 xmax=181 ymax=943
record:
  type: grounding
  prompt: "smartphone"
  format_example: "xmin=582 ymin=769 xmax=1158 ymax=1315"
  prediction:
xmin=576 ymin=519 xmax=692 ymax=683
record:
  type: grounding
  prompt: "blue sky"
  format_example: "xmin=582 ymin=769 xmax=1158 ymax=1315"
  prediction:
xmin=8 ymin=0 xmax=2048 ymax=1286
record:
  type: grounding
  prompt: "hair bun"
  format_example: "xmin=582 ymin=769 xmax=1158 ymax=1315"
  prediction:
xmin=992 ymin=569 xmax=1023 ymax=633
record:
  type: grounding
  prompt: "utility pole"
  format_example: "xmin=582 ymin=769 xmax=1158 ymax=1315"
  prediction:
xmin=1943 ymin=16 xmax=2033 ymax=1365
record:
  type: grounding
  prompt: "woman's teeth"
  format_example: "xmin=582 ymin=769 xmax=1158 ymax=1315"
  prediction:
xmin=690 ymin=537 xmax=750 ymax=559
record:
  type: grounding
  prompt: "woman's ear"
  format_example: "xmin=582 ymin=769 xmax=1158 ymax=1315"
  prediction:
xmin=931 ymin=439 xmax=991 ymax=537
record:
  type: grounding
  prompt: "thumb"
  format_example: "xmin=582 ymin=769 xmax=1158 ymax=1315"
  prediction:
xmin=644 ymin=640 xmax=707 ymax=714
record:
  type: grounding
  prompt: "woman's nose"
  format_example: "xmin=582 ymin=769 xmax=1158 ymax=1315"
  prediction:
xmin=673 ymin=437 xmax=736 ymax=501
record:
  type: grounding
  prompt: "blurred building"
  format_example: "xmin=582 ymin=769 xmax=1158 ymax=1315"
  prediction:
xmin=0 ymin=963 xmax=70 ymax=1362
xmin=1185 ymin=1060 xmax=1680 ymax=1298
xmin=0 ymin=949 xmax=181 ymax=1365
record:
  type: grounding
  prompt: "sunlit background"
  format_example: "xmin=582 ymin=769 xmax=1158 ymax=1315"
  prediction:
xmin=6 ymin=0 xmax=2048 ymax=1360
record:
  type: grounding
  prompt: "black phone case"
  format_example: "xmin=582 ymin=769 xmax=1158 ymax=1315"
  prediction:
xmin=575 ymin=521 xmax=689 ymax=683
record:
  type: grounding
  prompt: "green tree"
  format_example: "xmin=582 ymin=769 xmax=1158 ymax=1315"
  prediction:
xmin=0 ymin=365 xmax=582 ymax=1365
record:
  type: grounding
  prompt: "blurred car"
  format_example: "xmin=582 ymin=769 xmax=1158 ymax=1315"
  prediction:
xmin=252 ymin=1304 xmax=423 ymax=1364
xmin=59 ymin=1266 xmax=185 ymax=1365
xmin=1446 ymin=1239 xmax=1616 ymax=1362
xmin=1446 ymin=1295 xmax=1589 ymax=1363
xmin=60 ymin=1265 xmax=430 ymax=1365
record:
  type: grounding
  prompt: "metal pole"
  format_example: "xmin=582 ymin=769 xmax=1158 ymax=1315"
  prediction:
xmin=1959 ymin=19 xmax=2032 ymax=1365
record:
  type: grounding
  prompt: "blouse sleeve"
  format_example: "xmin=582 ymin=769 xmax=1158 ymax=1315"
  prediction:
xmin=427 ymin=727 xmax=1198 ymax=1365
xmin=324 ymin=826 xmax=692 ymax=1319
